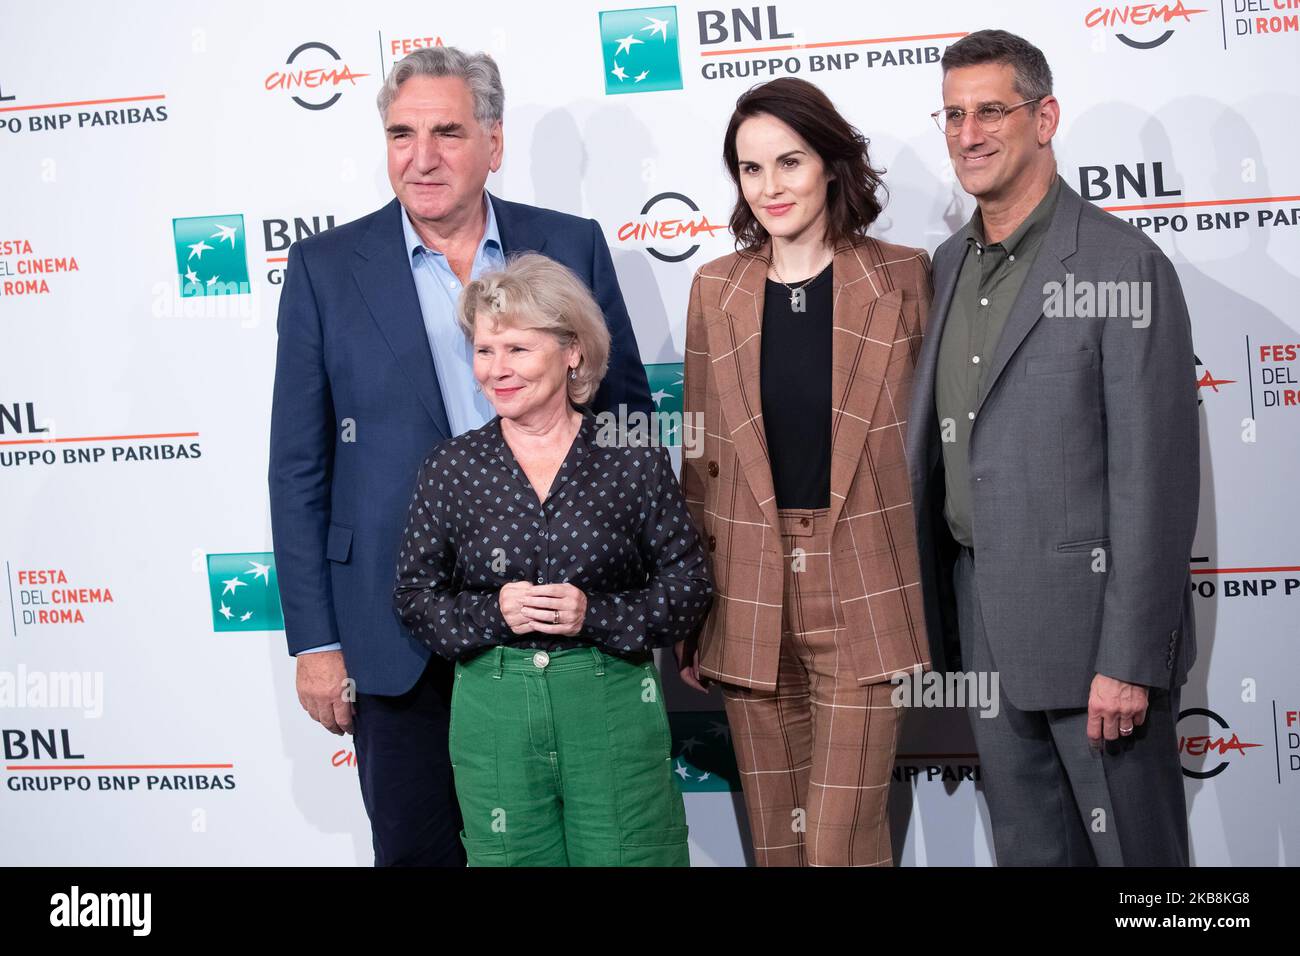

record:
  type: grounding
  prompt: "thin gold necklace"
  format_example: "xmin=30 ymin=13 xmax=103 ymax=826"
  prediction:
xmin=770 ymin=254 xmax=832 ymax=311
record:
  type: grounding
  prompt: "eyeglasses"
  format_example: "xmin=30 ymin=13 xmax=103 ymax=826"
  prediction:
xmin=930 ymin=98 xmax=1041 ymax=136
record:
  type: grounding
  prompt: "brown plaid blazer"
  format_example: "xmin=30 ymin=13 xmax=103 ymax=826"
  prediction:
xmin=681 ymin=236 xmax=933 ymax=690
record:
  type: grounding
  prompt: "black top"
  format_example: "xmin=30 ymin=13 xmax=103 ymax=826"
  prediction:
xmin=394 ymin=409 xmax=714 ymax=661
xmin=760 ymin=263 xmax=833 ymax=509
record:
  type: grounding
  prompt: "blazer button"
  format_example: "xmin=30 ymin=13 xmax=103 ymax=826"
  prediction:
xmin=708 ymin=535 xmax=716 ymax=552
xmin=707 ymin=460 xmax=719 ymax=477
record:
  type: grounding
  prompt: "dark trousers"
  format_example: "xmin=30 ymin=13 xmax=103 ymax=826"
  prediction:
xmin=353 ymin=655 xmax=465 ymax=867
xmin=954 ymin=548 xmax=1189 ymax=866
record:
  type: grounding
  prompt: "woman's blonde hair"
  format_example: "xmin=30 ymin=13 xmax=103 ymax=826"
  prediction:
xmin=457 ymin=253 xmax=610 ymax=406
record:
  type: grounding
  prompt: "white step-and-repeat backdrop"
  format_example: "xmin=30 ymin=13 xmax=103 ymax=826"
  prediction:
xmin=2 ymin=1 xmax=1296 ymax=865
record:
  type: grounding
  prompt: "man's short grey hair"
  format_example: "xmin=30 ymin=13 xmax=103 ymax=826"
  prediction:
xmin=376 ymin=46 xmax=504 ymax=126
xmin=941 ymin=29 xmax=1053 ymax=102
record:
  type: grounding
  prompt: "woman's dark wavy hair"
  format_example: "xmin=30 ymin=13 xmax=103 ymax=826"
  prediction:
xmin=721 ymin=77 xmax=887 ymax=252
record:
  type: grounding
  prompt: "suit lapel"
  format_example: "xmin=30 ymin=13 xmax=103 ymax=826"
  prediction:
xmin=974 ymin=180 xmax=1082 ymax=416
xmin=703 ymin=246 xmax=780 ymax=535
xmin=490 ymin=191 xmax=551 ymax=257
xmin=826 ymin=241 xmax=902 ymax=531
xmin=907 ymin=240 xmax=963 ymax=483
xmin=352 ymin=199 xmax=452 ymax=442
xmin=704 ymin=239 xmax=904 ymax=533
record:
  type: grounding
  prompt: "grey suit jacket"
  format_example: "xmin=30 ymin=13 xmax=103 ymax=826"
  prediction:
xmin=906 ymin=177 xmax=1200 ymax=710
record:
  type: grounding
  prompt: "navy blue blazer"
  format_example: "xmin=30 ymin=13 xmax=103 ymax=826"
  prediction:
xmin=268 ymin=194 xmax=653 ymax=695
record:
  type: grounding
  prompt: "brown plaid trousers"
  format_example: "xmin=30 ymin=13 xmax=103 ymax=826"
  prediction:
xmin=681 ymin=237 xmax=934 ymax=866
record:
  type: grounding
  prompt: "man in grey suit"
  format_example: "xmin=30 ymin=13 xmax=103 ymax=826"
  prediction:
xmin=907 ymin=30 xmax=1199 ymax=866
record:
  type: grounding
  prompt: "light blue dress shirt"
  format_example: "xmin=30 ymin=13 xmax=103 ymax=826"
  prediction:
xmin=297 ymin=193 xmax=503 ymax=657
xmin=400 ymin=194 xmax=502 ymax=437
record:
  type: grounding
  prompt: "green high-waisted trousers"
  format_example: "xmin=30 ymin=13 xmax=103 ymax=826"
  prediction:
xmin=449 ymin=645 xmax=690 ymax=866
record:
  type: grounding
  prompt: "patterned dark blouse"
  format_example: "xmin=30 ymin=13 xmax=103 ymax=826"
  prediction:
xmin=394 ymin=409 xmax=714 ymax=661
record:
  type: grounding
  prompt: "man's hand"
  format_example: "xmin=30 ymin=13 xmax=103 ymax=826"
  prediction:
xmin=295 ymin=649 xmax=354 ymax=735
xmin=519 ymin=583 xmax=587 ymax=637
xmin=674 ymin=638 xmax=709 ymax=693
xmin=1087 ymin=673 xmax=1149 ymax=745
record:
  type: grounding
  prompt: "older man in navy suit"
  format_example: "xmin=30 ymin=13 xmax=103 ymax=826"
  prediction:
xmin=268 ymin=46 xmax=652 ymax=866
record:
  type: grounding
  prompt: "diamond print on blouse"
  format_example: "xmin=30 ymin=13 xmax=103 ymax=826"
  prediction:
xmin=393 ymin=410 xmax=714 ymax=661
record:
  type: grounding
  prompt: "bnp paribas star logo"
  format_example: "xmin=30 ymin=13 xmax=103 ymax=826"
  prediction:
xmin=206 ymin=552 xmax=284 ymax=632
xmin=644 ymin=361 xmax=684 ymax=445
xmin=668 ymin=711 xmax=740 ymax=792
xmin=598 ymin=6 xmax=682 ymax=95
xmin=172 ymin=214 xmax=250 ymax=297
xmin=645 ymin=361 xmax=683 ymax=414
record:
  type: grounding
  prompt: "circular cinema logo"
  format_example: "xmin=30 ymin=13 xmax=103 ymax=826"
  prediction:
xmin=1194 ymin=353 xmax=1235 ymax=405
xmin=617 ymin=192 xmax=725 ymax=263
xmin=265 ymin=41 xmax=369 ymax=111
xmin=1084 ymin=1 xmax=1208 ymax=49
xmin=1177 ymin=707 xmax=1263 ymax=779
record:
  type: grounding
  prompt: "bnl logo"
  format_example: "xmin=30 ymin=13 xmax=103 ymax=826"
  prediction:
xmin=598 ymin=7 xmax=682 ymax=94
xmin=205 ymin=552 xmax=284 ymax=631
xmin=172 ymin=215 xmax=250 ymax=297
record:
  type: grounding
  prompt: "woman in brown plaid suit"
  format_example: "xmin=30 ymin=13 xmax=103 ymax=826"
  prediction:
xmin=675 ymin=78 xmax=933 ymax=867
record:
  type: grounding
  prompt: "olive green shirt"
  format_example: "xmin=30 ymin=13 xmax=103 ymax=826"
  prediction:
xmin=935 ymin=175 xmax=1062 ymax=548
